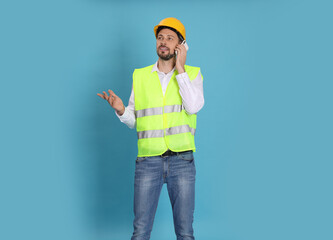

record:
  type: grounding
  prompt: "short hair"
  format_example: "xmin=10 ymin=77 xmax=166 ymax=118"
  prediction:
xmin=155 ymin=26 xmax=184 ymax=43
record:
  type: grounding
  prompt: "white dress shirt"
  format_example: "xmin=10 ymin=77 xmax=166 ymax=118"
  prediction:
xmin=115 ymin=61 xmax=204 ymax=129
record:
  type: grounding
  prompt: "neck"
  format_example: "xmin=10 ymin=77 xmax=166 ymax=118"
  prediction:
xmin=157 ymin=57 xmax=176 ymax=74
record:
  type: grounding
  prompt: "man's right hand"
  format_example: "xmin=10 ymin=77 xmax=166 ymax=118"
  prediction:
xmin=97 ymin=89 xmax=125 ymax=116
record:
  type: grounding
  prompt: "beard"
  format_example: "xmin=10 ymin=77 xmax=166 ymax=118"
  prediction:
xmin=157 ymin=48 xmax=175 ymax=61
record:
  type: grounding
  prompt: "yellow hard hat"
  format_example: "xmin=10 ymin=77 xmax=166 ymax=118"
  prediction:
xmin=154 ymin=17 xmax=186 ymax=41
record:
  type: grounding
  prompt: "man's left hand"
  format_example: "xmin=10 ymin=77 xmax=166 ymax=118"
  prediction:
xmin=175 ymin=43 xmax=187 ymax=74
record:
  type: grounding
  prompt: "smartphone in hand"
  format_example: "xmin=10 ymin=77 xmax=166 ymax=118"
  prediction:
xmin=175 ymin=40 xmax=189 ymax=55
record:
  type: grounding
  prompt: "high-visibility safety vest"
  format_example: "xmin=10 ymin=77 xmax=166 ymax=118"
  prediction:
xmin=133 ymin=64 xmax=202 ymax=157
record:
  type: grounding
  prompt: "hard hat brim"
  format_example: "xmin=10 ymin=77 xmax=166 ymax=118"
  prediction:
xmin=154 ymin=25 xmax=185 ymax=41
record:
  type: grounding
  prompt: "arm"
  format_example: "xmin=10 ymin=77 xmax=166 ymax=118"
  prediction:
xmin=176 ymin=70 xmax=204 ymax=115
xmin=115 ymin=86 xmax=136 ymax=129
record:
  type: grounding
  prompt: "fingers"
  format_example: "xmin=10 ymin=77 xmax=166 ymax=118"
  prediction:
xmin=97 ymin=90 xmax=117 ymax=106
xmin=180 ymin=43 xmax=186 ymax=51
xmin=108 ymin=89 xmax=117 ymax=98
xmin=97 ymin=93 xmax=105 ymax=99
xmin=175 ymin=44 xmax=186 ymax=54
xmin=103 ymin=91 xmax=109 ymax=100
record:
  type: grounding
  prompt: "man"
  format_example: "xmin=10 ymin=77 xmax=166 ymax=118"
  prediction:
xmin=97 ymin=17 xmax=204 ymax=240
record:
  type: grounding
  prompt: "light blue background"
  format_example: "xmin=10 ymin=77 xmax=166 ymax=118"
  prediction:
xmin=1 ymin=0 xmax=332 ymax=239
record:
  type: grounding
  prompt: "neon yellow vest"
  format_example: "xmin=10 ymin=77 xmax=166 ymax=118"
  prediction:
xmin=133 ymin=64 xmax=201 ymax=157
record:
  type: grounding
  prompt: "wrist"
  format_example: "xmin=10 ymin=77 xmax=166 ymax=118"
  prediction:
xmin=116 ymin=106 xmax=125 ymax=116
xmin=177 ymin=66 xmax=185 ymax=74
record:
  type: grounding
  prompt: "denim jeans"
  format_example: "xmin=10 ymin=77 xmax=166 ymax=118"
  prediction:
xmin=131 ymin=150 xmax=196 ymax=240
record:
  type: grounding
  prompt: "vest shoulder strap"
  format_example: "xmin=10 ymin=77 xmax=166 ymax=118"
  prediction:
xmin=133 ymin=64 xmax=154 ymax=76
xmin=184 ymin=65 xmax=200 ymax=80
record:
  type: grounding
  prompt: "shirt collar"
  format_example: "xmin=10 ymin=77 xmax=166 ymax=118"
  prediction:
xmin=151 ymin=61 xmax=176 ymax=74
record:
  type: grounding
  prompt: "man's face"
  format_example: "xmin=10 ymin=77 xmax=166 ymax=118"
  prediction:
xmin=156 ymin=28 xmax=180 ymax=61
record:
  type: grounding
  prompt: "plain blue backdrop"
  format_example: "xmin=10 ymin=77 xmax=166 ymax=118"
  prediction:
xmin=1 ymin=0 xmax=332 ymax=239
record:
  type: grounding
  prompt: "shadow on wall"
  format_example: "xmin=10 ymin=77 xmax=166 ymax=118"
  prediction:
xmin=74 ymin=28 xmax=139 ymax=237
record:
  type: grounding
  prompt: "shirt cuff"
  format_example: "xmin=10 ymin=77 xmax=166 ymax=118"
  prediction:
xmin=176 ymin=71 xmax=190 ymax=82
xmin=115 ymin=107 xmax=130 ymax=121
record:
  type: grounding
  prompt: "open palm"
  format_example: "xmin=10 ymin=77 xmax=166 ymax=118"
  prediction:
xmin=97 ymin=89 xmax=125 ymax=115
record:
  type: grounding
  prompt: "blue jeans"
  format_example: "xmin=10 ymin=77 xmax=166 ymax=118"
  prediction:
xmin=131 ymin=150 xmax=196 ymax=240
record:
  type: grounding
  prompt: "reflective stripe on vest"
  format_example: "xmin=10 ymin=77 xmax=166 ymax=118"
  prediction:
xmin=137 ymin=124 xmax=196 ymax=139
xmin=135 ymin=104 xmax=183 ymax=118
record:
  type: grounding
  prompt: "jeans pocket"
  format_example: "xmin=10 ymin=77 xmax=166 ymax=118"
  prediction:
xmin=136 ymin=156 xmax=147 ymax=163
xmin=179 ymin=151 xmax=194 ymax=161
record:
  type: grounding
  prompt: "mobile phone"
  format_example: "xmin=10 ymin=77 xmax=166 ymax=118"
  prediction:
xmin=175 ymin=40 xmax=189 ymax=55
xmin=182 ymin=40 xmax=189 ymax=51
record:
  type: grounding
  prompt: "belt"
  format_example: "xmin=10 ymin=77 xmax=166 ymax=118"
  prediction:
xmin=161 ymin=149 xmax=193 ymax=157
